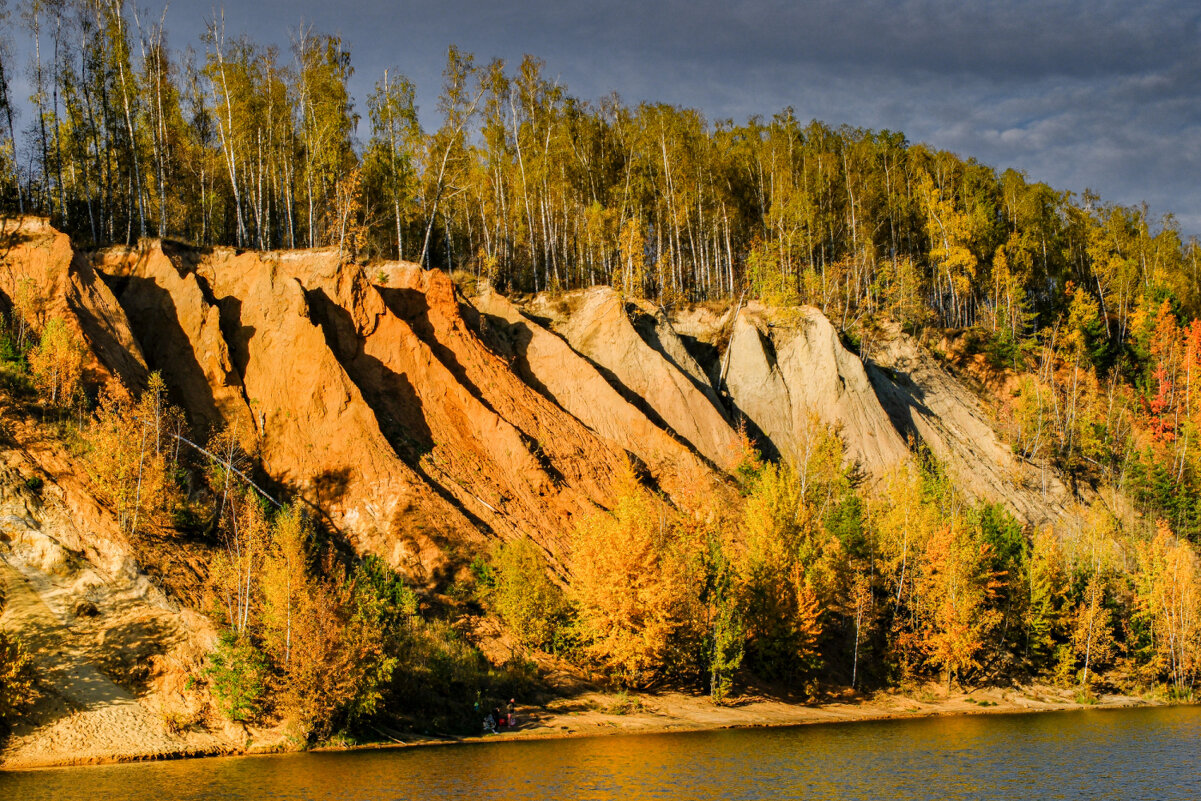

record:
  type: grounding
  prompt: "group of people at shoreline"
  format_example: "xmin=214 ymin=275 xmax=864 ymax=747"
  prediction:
xmin=482 ymin=699 xmax=518 ymax=734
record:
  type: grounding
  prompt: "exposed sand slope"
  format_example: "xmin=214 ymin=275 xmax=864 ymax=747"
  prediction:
xmin=271 ymin=256 xmax=625 ymax=566
xmin=96 ymin=243 xmax=255 ymax=435
xmin=0 ymin=434 xmax=238 ymax=770
xmin=469 ymin=287 xmax=725 ymax=504
xmin=527 ymin=287 xmax=740 ymax=467
xmin=384 ymin=266 xmax=628 ymax=511
xmin=865 ymin=320 xmax=1072 ymax=526
xmin=99 ymin=244 xmax=477 ymax=583
xmin=92 ymin=242 xmax=634 ymax=577
xmin=0 ymin=217 xmax=147 ymax=393
xmin=0 ymin=560 xmax=234 ymax=769
xmin=723 ymin=305 xmax=910 ymax=478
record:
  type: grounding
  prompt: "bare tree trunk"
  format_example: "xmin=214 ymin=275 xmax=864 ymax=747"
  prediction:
xmin=207 ymin=14 xmax=247 ymax=247
xmin=110 ymin=1 xmax=146 ymax=239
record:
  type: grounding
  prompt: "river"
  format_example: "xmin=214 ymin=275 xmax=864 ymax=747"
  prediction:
xmin=2 ymin=705 xmax=1199 ymax=799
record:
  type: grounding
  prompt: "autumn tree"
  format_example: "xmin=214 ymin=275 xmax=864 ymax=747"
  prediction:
xmin=260 ymin=504 xmax=311 ymax=668
xmin=83 ymin=373 xmax=185 ymax=538
xmin=210 ymin=487 xmax=270 ymax=637
xmin=293 ymin=28 xmax=357 ymax=249
xmin=916 ymin=523 xmax=1002 ymax=691
xmin=363 ymin=68 xmax=420 ymax=260
xmin=870 ymin=464 xmax=935 ymax=615
xmin=419 ymin=45 xmax=482 ymax=268
xmin=1062 ymin=507 xmax=1120 ymax=691
xmin=28 ymin=317 xmax=83 ymax=408
xmin=703 ymin=533 xmax=744 ymax=703
xmin=1024 ymin=527 xmax=1068 ymax=666
xmin=0 ymin=633 xmax=36 ymax=721
xmin=1133 ymin=522 xmax=1201 ymax=696
xmin=487 ymin=537 xmax=568 ymax=652
xmin=570 ymin=464 xmax=703 ymax=687
xmin=733 ymin=457 xmax=836 ymax=685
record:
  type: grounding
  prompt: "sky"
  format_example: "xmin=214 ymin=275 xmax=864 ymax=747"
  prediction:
xmin=6 ymin=0 xmax=1201 ymax=235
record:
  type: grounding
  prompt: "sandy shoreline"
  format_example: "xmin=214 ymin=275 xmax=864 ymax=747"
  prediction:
xmin=2 ymin=683 xmax=1177 ymax=772
xmin=367 ymin=684 xmax=1165 ymax=750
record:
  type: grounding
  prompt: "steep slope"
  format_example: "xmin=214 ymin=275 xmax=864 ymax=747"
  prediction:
xmin=1 ymin=421 xmax=238 ymax=768
xmin=99 ymin=244 xmax=479 ymax=582
xmin=92 ymin=243 xmax=254 ymax=435
xmin=381 ymin=265 xmax=627 ymax=504
xmin=90 ymin=240 xmax=638 ymax=576
xmin=0 ymin=217 xmax=146 ymax=392
xmin=468 ymin=286 xmax=722 ymax=503
xmin=273 ymin=256 xmax=624 ymax=564
xmin=723 ymin=305 xmax=910 ymax=479
xmin=865 ymin=320 xmax=1072 ymax=526
xmin=0 ymin=558 xmax=232 ymax=769
xmin=526 ymin=287 xmax=740 ymax=468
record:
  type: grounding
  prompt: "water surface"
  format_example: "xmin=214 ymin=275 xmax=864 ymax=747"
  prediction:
xmin=3 ymin=705 xmax=1198 ymax=800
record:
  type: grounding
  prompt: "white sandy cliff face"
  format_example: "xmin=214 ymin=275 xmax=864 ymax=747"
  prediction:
xmin=0 ymin=459 xmax=238 ymax=770
xmin=722 ymin=305 xmax=910 ymax=480
xmin=528 ymin=287 xmax=741 ymax=468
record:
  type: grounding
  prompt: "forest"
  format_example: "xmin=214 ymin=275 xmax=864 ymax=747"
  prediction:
xmin=3 ymin=0 xmax=1201 ymax=743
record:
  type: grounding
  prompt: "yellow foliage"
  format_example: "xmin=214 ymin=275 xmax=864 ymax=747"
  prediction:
xmin=11 ymin=277 xmax=44 ymax=351
xmin=210 ymin=490 xmax=271 ymax=636
xmin=1065 ymin=286 xmax=1100 ymax=362
xmin=1026 ymin=527 xmax=1068 ymax=661
xmin=1070 ymin=572 xmax=1115 ymax=690
xmin=746 ymin=237 xmax=795 ymax=306
xmin=870 ymin=463 xmax=935 ymax=607
xmin=916 ymin=523 xmax=1002 ymax=690
xmin=273 ymin=566 xmax=366 ymax=738
xmin=570 ymin=464 xmax=702 ymax=686
xmin=29 ymin=317 xmax=84 ymax=407
xmin=82 ymin=374 xmax=184 ymax=538
xmin=732 ymin=457 xmax=835 ymax=681
xmin=918 ymin=170 xmax=980 ymax=326
xmin=615 ymin=218 xmax=646 ymax=297
xmin=0 ymin=630 xmax=37 ymax=721
xmin=261 ymin=505 xmax=312 ymax=667
xmin=1133 ymin=521 xmax=1201 ymax=694
xmin=490 ymin=537 xmax=568 ymax=651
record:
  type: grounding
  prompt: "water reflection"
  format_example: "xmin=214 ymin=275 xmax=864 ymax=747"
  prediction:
xmin=3 ymin=706 xmax=1200 ymax=800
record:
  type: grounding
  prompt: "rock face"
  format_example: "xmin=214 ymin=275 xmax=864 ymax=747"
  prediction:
xmin=866 ymin=321 xmax=1072 ymax=527
xmin=527 ymin=287 xmax=740 ymax=468
xmin=278 ymin=257 xmax=626 ymax=567
xmin=0 ymin=217 xmax=147 ymax=392
xmin=1 ymin=427 xmax=237 ymax=770
xmin=94 ymin=243 xmax=253 ymax=434
xmin=469 ymin=287 xmax=720 ymax=504
xmin=722 ymin=305 xmax=911 ymax=479
xmin=78 ymin=241 xmax=644 ymax=579
xmin=96 ymin=243 xmax=480 ymax=582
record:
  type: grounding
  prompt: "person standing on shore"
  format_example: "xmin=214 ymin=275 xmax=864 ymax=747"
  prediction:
xmin=507 ymin=699 xmax=517 ymax=728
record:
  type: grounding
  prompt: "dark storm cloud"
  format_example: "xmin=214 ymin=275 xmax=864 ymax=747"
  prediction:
xmin=7 ymin=1 xmax=1200 ymax=232
xmin=657 ymin=0 xmax=1199 ymax=80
